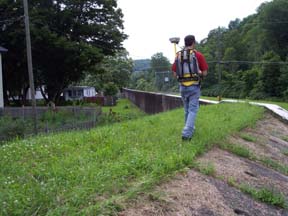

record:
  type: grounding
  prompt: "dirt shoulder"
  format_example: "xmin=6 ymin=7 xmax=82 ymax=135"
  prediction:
xmin=119 ymin=113 xmax=288 ymax=216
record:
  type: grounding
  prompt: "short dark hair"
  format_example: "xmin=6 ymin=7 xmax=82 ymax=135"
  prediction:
xmin=184 ymin=35 xmax=195 ymax=47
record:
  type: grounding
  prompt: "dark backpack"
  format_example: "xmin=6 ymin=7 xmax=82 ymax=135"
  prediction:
xmin=175 ymin=49 xmax=200 ymax=83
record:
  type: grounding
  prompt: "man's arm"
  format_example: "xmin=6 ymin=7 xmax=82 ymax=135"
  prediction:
xmin=196 ymin=52 xmax=208 ymax=77
xmin=171 ymin=60 xmax=177 ymax=77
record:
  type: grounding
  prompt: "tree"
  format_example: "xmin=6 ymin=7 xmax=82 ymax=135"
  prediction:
xmin=79 ymin=50 xmax=133 ymax=92
xmin=150 ymin=52 xmax=171 ymax=72
xmin=260 ymin=51 xmax=282 ymax=97
xmin=0 ymin=0 xmax=127 ymax=104
xmin=258 ymin=0 xmax=288 ymax=59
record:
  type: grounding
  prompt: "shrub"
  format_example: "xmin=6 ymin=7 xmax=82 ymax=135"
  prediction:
xmin=0 ymin=116 xmax=26 ymax=143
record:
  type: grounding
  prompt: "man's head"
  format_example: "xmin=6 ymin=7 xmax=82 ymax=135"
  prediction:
xmin=184 ymin=35 xmax=195 ymax=47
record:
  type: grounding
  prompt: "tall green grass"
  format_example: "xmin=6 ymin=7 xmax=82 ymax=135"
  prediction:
xmin=99 ymin=99 xmax=146 ymax=124
xmin=0 ymin=103 xmax=264 ymax=215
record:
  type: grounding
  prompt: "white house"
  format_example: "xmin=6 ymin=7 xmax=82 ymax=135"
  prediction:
xmin=63 ymin=86 xmax=96 ymax=101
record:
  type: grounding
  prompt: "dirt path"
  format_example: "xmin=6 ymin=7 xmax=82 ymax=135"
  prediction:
xmin=119 ymin=113 xmax=288 ymax=216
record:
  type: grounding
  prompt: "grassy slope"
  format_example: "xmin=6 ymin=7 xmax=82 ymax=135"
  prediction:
xmin=0 ymin=103 xmax=264 ymax=215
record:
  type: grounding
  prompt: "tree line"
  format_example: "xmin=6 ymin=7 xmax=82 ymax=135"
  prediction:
xmin=198 ymin=0 xmax=288 ymax=100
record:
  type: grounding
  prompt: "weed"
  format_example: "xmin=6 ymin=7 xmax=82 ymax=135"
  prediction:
xmin=227 ymin=177 xmax=237 ymax=187
xmin=282 ymin=149 xmax=288 ymax=156
xmin=240 ymin=133 xmax=257 ymax=142
xmin=197 ymin=162 xmax=216 ymax=176
xmin=219 ymin=142 xmax=253 ymax=159
xmin=239 ymin=185 xmax=287 ymax=209
xmin=259 ymin=158 xmax=288 ymax=175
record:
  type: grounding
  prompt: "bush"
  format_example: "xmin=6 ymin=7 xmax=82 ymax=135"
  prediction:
xmin=0 ymin=116 xmax=26 ymax=143
xmin=103 ymin=82 xmax=118 ymax=96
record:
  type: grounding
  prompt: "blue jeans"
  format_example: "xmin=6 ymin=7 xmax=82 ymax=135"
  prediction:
xmin=180 ymin=85 xmax=200 ymax=138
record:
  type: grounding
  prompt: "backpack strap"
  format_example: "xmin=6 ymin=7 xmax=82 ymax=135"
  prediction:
xmin=180 ymin=51 xmax=184 ymax=77
xmin=186 ymin=49 xmax=193 ymax=76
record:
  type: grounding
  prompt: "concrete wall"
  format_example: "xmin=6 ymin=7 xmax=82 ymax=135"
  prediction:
xmin=123 ymin=88 xmax=183 ymax=114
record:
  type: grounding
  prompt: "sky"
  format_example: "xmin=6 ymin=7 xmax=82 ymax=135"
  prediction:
xmin=117 ymin=0 xmax=271 ymax=62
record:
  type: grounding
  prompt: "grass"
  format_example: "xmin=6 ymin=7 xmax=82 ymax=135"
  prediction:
xmin=196 ymin=162 xmax=216 ymax=176
xmin=283 ymin=149 xmax=288 ymax=156
xmin=0 ymin=103 xmax=264 ymax=215
xmin=239 ymin=133 xmax=257 ymax=142
xmin=259 ymin=158 xmax=288 ymax=176
xmin=219 ymin=143 xmax=288 ymax=176
xmin=219 ymin=142 xmax=254 ymax=159
xmin=203 ymin=170 xmax=287 ymax=209
xmin=99 ymin=99 xmax=146 ymax=124
xmin=239 ymin=185 xmax=287 ymax=209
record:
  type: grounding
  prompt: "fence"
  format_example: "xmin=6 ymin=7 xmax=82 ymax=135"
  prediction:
xmin=0 ymin=106 xmax=102 ymax=142
xmin=0 ymin=106 xmax=101 ymax=119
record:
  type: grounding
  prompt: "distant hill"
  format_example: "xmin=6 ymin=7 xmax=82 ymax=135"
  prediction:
xmin=133 ymin=59 xmax=151 ymax=72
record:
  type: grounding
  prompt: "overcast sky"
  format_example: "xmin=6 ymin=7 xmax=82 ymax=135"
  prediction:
xmin=117 ymin=0 xmax=271 ymax=62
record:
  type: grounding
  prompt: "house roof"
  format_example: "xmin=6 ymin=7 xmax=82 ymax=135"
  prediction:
xmin=65 ymin=86 xmax=95 ymax=90
xmin=0 ymin=46 xmax=8 ymax=53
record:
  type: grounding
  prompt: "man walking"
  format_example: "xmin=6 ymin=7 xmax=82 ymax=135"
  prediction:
xmin=172 ymin=35 xmax=208 ymax=141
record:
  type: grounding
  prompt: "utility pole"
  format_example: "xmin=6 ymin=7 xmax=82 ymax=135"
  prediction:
xmin=217 ymin=27 xmax=222 ymax=84
xmin=23 ymin=0 xmax=37 ymax=134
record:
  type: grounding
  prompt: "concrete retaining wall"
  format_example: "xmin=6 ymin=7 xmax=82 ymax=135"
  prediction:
xmin=122 ymin=88 xmax=215 ymax=114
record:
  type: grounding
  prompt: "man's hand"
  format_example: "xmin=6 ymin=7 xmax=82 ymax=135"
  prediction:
xmin=199 ymin=70 xmax=207 ymax=77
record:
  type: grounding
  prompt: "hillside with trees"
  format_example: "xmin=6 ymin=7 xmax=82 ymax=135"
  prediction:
xmin=198 ymin=0 xmax=288 ymax=100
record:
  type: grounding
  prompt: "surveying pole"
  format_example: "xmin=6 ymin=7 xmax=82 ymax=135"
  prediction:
xmin=169 ymin=37 xmax=180 ymax=56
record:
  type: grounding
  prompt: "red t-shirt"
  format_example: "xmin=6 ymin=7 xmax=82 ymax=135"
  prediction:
xmin=171 ymin=51 xmax=208 ymax=72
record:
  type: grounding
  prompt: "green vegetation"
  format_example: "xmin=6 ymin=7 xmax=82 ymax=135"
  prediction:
xmin=219 ymin=142 xmax=288 ymax=176
xmin=219 ymin=142 xmax=254 ymax=159
xmin=283 ymin=149 xmax=288 ymax=156
xmin=206 ymin=166 xmax=287 ymax=209
xmin=196 ymin=162 xmax=216 ymax=176
xmin=0 ymin=99 xmax=144 ymax=143
xmin=259 ymin=158 xmax=288 ymax=176
xmin=99 ymin=99 xmax=146 ymax=124
xmin=239 ymin=185 xmax=287 ymax=209
xmin=0 ymin=109 xmax=97 ymax=143
xmin=0 ymin=103 xmax=263 ymax=215
xmin=239 ymin=133 xmax=257 ymax=142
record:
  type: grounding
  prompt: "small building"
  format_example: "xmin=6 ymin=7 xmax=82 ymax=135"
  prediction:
xmin=26 ymin=86 xmax=47 ymax=100
xmin=63 ymin=86 xmax=96 ymax=101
